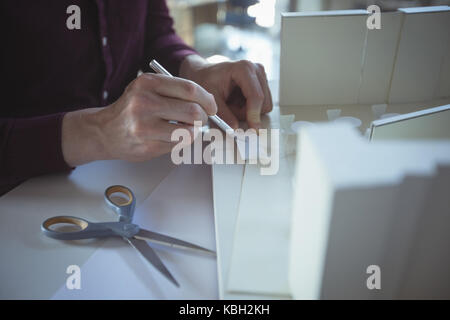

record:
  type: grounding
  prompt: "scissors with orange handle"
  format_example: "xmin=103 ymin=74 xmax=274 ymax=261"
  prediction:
xmin=41 ymin=185 xmax=215 ymax=287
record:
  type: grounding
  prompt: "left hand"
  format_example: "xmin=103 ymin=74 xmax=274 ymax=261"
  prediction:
xmin=180 ymin=55 xmax=273 ymax=130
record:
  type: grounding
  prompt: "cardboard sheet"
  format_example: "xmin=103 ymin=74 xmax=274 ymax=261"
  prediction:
xmin=226 ymin=115 xmax=295 ymax=297
xmin=52 ymin=164 xmax=217 ymax=299
xmin=0 ymin=155 xmax=175 ymax=299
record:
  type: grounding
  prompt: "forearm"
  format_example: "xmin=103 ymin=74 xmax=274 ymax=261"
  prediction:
xmin=0 ymin=114 xmax=73 ymax=192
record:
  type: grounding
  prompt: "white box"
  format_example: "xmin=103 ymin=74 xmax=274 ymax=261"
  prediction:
xmin=436 ymin=12 xmax=450 ymax=99
xmin=289 ymin=123 xmax=450 ymax=299
xmin=280 ymin=10 xmax=368 ymax=106
xmin=388 ymin=7 xmax=450 ymax=103
xmin=358 ymin=12 xmax=402 ymax=104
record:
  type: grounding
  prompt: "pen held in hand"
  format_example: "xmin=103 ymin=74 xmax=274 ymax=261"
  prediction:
xmin=149 ymin=59 xmax=235 ymax=134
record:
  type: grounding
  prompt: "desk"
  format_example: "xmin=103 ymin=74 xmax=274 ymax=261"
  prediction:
xmin=0 ymin=81 xmax=280 ymax=300
xmin=212 ymin=81 xmax=450 ymax=298
xmin=2 ymin=77 xmax=447 ymax=299
xmin=0 ymin=155 xmax=217 ymax=299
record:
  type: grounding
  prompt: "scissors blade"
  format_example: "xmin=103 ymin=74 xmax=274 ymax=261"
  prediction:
xmin=134 ymin=229 xmax=216 ymax=257
xmin=125 ymin=237 xmax=179 ymax=288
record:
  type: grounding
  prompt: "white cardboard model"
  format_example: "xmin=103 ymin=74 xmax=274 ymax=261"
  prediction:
xmin=226 ymin=114 xmax=295 ymax=298
xmin=369 ymin=104 xmax=450 ymax=140
xmin=289 ymin=123 xmax=450 ymax=299
xmin=389 ymin=7 xmax=450 ymax=103
xmin=280 ymin=6 xmax=450 ymax=106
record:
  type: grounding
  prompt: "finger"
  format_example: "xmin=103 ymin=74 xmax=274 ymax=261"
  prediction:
xmin=228 ymin=103 xmax=247 ymax=121
xmin=231 ymin=62 xmax=264 ymax=129
xmin=225 ymin=86 xmax=247 ymax=121
xmin=255 ymin=64 xmax=273 ymax=114
xmin=136 ymin=73 xmax=218 ymax=115
xmin=139 ymin=92 xmax=209 ymax=125
xmin=216 ymin=98 xmax=239 ymax=130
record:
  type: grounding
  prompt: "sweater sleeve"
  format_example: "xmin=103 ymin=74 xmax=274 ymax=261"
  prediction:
xmin=142 ymin=0 xmax=198 ymax=76
xmin=0 ymin=113 xmax=73 ymax=195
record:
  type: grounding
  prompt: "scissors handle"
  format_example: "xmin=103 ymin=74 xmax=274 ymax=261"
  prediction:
xmin=104 ymin=185 xmax=136 ymax=223
xmin=41 ymin=216 xmax=139 ymax=240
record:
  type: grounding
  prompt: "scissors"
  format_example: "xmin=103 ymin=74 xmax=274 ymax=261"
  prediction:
xmin=41 ymin=185 xmax=215 ymax=287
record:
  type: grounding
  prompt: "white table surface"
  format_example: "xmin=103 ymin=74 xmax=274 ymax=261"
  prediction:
xmin=0 ymin=154 xmax=218 ymax=299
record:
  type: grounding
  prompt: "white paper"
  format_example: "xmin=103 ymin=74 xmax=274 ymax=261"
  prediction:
xmin=0 ymin=154 xmax=175 ymax=299
xmin=226 ymin=115 xmax=295 ymax=297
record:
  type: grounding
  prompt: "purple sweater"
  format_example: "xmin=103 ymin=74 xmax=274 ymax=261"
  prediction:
xmin=0 ymin=0 xmax=197 ymax=195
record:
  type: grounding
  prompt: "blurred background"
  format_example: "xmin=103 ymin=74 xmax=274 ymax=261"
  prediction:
xmin=168 ymin=0 xmax=450 ymax=82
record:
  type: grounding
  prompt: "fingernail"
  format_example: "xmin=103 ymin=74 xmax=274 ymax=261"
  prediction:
xmin=247 ymin=111 xmax=261 ymax=123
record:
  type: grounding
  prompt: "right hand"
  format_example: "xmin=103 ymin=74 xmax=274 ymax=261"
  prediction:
xmin=61 ymin=73 xmax=218 ymax=166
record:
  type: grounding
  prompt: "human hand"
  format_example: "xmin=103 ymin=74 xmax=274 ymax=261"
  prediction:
xmin=61 ymin=73 xmax=217 ymax=166
xmin=180 ymin=56 xmax=273 ymax=130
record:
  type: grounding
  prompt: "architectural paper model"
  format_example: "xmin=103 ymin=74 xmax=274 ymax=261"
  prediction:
xmin=280 ymin=6 xmax=450 ymax=106
xmin=289 ymin=123 xmax=450 ymax=299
